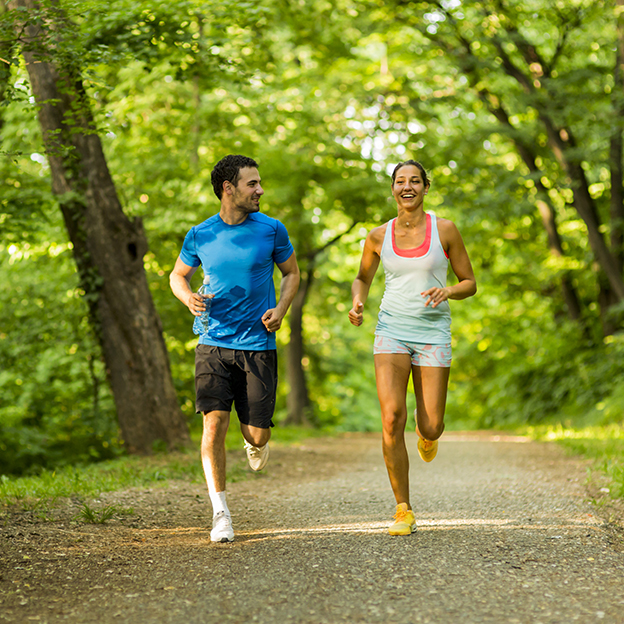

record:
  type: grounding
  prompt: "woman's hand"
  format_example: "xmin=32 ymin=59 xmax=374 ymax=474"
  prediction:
xmin=421 ymin=287 xmax=451 ymax=308
xmin=348 ymin=301 xmax=364 ymax=326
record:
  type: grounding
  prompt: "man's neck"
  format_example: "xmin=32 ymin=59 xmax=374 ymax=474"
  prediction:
xmin=219 ymin=203 xmax=250 ymax=225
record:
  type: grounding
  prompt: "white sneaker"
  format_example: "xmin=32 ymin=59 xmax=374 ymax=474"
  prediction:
xmin=210 ymin=511 xmax=234 ymax=543
xmin=244 ymin=441 xmax=270 ymax=471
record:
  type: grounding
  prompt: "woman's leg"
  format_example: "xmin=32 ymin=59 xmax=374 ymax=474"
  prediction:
xmin=374 ymin=353 xmax=413 ymax=506
xmin=412 ymin=365 xmax=450 ymax=441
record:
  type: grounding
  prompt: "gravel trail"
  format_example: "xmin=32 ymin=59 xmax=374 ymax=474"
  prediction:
xmin=2 ymin=431 xmax=623 ymax=623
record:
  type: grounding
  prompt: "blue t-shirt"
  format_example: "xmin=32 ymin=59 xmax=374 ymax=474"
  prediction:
xmin=180 ymin=212 xmax=294 ymax=351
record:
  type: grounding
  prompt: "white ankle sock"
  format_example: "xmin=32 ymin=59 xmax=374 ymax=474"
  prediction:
xmin=209 ymin=491 xmax=229 ymax=517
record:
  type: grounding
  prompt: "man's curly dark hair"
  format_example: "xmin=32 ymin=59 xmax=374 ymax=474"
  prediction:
xmin=211 ymin=155 xmax=259 ymax=200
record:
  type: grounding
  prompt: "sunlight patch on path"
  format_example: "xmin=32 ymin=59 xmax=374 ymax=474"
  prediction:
xmin=231 ymin=515 xmax=602 ymax=542
xmin=128 ymin=514 xmax=602 ymax=540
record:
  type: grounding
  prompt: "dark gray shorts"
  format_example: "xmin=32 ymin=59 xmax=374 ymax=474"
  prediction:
xmin=195 ymin=345 xmax=277 ymax=428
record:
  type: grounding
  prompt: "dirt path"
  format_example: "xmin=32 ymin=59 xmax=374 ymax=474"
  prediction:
xmin=2 ymin=432 xmax=624 ymax=624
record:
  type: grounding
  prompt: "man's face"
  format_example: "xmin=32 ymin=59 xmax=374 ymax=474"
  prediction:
xmin=230 ymin=167 xmax=264 ymax=213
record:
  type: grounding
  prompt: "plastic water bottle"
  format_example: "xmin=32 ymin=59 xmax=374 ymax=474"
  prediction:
xmin=192 ymin=274 xmax=212 ymax=335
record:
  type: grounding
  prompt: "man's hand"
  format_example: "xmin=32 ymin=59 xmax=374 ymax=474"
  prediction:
xmin=261 ymin=308 xmax=284 ymax=332
xmin=187 ymin=292 xmax=213 ymax=316
xmin=348 ymin=301 xmax=364 ymax=326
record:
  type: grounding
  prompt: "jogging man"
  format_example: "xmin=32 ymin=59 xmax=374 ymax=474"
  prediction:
xmin=170 ymin=155 xmax=300 ymax=543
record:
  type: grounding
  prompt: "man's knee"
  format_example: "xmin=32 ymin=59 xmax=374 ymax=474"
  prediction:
xmin=203 ymin=411 xmax=229 ymax=442
xmin=242 ymin=425 xmax=271 ymax=447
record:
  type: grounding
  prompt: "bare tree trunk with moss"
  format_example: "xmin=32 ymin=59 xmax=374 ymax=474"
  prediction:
xmin=9 ymin=0 xmax=190 ymax=453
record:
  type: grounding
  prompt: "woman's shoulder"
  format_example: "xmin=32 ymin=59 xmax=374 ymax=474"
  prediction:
xmin=433 ymin=215 xmax=462 ymax=247
xmin=365 ymin=221 xmax=390 ymax=252
xmin=433 ymin=214 xmax=459 ymax=233
xmin=369 ymin=221 xmax=389 ymax=240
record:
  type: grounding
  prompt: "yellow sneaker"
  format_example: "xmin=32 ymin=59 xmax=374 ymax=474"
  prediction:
xmin=388 ymin=503 xmax=416 ymax=536
xmin=417 ymin=437 xmax=438 ymax=462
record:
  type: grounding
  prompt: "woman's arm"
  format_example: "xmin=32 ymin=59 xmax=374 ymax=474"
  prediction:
xmin=348 ymin=226 xmax=384 ymax=326
xmin=422 ymin=219 xmax=477 ymax=308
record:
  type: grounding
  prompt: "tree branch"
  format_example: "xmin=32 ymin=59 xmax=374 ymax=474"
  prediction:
xmin=306 ymin=220 xmax=358 ymax=262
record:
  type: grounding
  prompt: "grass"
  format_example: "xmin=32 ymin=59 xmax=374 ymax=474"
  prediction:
xmin=522 ymin=423 xmax=624 ymax=500
xmin=76 ymin=502 xmax=120 ymax=524
xmin=0 ymin=425 xmax=326 ymax=508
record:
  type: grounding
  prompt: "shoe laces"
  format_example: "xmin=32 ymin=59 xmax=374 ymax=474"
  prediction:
xmin=393 ymin=507 xmax=411 ymax=522
xmin=245 ymin=442 xmax=260 ymax=456
xmin=214 ymin=511 xmax=231 ymax=527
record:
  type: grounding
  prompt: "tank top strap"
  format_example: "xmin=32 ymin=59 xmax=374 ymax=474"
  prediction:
xmin=428 ymin=212 xmax=449 ymax=258
xmin=381 ymin=218 xmax=396 ymax=257
xmin=429 ymin=212 xmax=439 ymax=245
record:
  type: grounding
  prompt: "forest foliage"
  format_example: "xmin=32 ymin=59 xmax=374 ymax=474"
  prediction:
xmin=1 ymin=0 xmax=624 ymax=475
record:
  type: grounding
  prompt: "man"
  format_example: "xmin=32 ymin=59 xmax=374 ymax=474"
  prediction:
xmin=170 ymin=155 xmax=300 ymax=543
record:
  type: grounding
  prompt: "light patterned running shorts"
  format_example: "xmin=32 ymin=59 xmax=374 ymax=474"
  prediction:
xmin=373 ymin=335 xmax=452 ymax=368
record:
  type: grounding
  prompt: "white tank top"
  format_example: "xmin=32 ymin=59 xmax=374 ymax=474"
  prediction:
xmin=376 ymin=212 xmax=451 ymax=344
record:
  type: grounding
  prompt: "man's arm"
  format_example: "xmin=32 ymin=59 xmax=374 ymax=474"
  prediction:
xmin=261 ymin=251 xmax=300 ymax=332
xmin=169 ymin=256 xmax=207 ymax=316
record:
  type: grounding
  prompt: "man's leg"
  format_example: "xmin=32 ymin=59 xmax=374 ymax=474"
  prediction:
xmin=240 ymin=424 xmax=271 ymax=471
xmin=201 ymin=409 xmax=234 ymax=542
xmin=236 ymin=350 xmax=276 ymax=471
xmin=201 ymin=410 xmax=230 ymax=495
xmin=240 ymin=423 xmax=271 ymax=448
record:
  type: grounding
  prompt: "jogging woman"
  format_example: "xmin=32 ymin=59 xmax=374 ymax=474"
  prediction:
xmin=348 ymin=160 xmax=476 ymax=536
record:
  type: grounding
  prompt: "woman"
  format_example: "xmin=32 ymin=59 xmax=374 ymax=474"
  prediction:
xmin=348 ymin=160 xmax=476 ymax=536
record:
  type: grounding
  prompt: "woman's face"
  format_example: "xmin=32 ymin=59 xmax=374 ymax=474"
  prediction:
xmin=391 ymin=164 xmax=429 ymax=210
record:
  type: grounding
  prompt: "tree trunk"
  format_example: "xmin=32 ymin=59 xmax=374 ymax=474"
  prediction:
xmin=0 ymin=6 xmax=9 ymax=118
xmin=11 ymin=0 xmax=190 ymax=453
xmin=611 ymin=0 xmax=624 ymax=275
xmin=534 ymin=200 xmax=584 ymax=323
xmin=479 ymin=26 xmax=624 ymax=301
xmin=283 ymin=223 xmax=357 ymax=425
xmin=480 ymin=94 xmax=584 ymax=322
xmin=539 ymin=120 xmax=624 ymax=300
xmin=598 ymin=279 xmax=619 ymax=338
xmin=285 ymin=269 xmax=312 ymax=426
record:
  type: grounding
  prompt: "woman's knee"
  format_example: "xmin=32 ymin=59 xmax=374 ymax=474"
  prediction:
xmin=381 ymin=408 xmax=407 ymax=437
xmin=419 ymin=419 xmax=445 ymax=441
